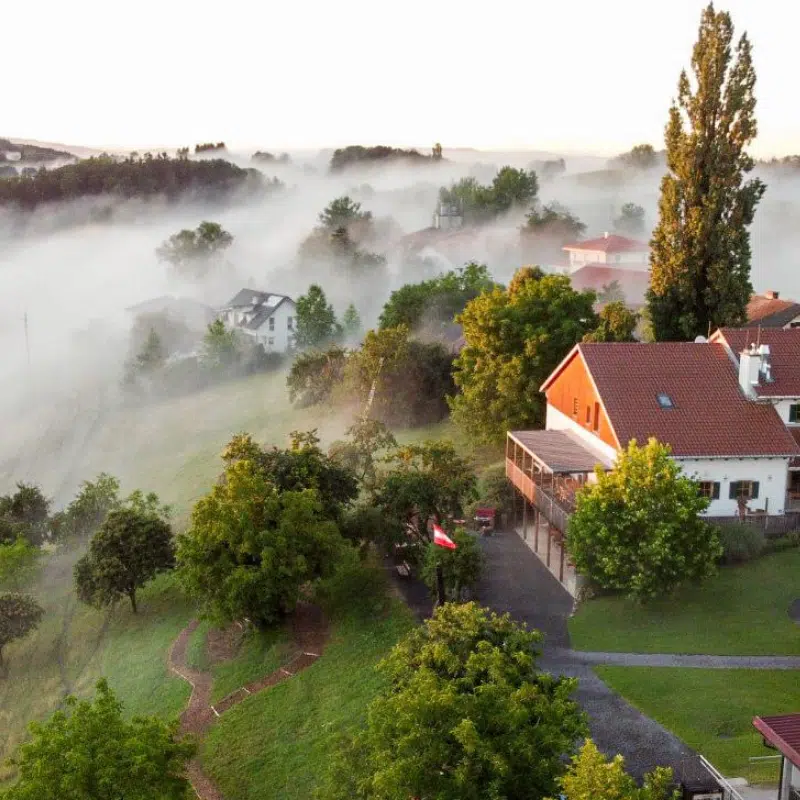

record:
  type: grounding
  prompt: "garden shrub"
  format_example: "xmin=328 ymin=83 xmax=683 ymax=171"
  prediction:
xmin=718 ymin=523 xmax=764 ymax=564
xmin=421 ymin=529 xmax=484 ymax=601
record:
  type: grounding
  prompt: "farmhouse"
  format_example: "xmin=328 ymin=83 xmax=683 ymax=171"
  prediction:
xmin=506 ymin=330 xmax=800 ymax=592
xmin=562 ymin=232 xmax=649 ymax=272
xmin=218 ymin=289 xmax=296 ymax=353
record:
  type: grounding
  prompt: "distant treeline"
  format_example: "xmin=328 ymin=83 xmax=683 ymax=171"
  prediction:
xmin=194 ymin=142 xmax=226 ymax=153
xmin=0 ymin=138 xmax=76 ymax=163
xmin=252 ymin=151 xmax=291 ymax=164
xmin=0 ymin=153 xmax=278 ymax=211
xmin=329 ymin=145 xmax=437 ymax=172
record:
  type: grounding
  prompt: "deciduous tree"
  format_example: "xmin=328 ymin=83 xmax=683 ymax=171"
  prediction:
xmin=177 ymin=459 xmax=345 ymax=627
xmin=156 ymin=221 xmax=233 ymax=277
xmin=614 ymin=202 xmax=646 ymax=236
xmin=451 ymin=268 xmax=598 ymax=440
xmin=201 ymin=319 xmax=241 ymax=370
xmin=3 ymin=679 xmax=194 ymax=800
xmin=647 ymin=4 xmax=766 ymax=340
xmin=567 ymin=438 xmax=721 ymax=600
xmin=74 ymin=506 xmax=175 ymax=613
xmin=328 ymin=418 xmax=397 ymax=487
xmin=0 ymin=484 xmax=50 ymax=547
xmin=556 ymin=739 xmax=678 ymax=800
xmin=0 ymin=593 xmax=43 ymax=675
xmin=287 ymin=346 xmax=348 ymax=407
xmin=583 ymin=301 xmax=639 ymax=343
xmin=421 ymin=529 xmax=484 ymax=600
xmin=0 ymin=538 xmax=41 ymax=591
xmin=320 ymin=603 xmax=587 ymax=800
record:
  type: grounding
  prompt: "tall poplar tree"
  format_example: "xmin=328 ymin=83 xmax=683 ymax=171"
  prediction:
xmin=647 ymin=4 xmax=766 ymax=341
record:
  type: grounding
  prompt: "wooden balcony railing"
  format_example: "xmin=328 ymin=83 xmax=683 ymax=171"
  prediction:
xmin=506 ymin=458 xmax=573 ymax=534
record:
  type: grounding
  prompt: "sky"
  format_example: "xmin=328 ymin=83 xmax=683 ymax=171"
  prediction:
xmin=4 ymin=0 xmax=799 ymax=157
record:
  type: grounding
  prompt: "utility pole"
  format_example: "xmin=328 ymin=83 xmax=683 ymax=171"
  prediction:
xmin=24 ymin=312 xmax=30 ymax=366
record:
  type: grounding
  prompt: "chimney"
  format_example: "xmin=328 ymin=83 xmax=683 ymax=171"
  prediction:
xmin=738 ymin=343 xmax=761 ymax=397
xmin=764 ymin=290 xmax=780 ymax=300
xmin=604 ymin=231 xmax=610 ymax=239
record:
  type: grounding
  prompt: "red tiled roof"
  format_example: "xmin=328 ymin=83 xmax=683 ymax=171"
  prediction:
xmin=569 ymin=264 xmax=650 ymax=304
xmin=577 ymin=342 xmax=800 ymax=458
xmin=747 ymin=294 xmax=800 ymax=326
xmin=753 ymin=714 xmax=800 ymax=765
xmin=563 ymin=234 xmax=648 ymax=254
xmin=714 ymin=328 xmax=800 ymax=398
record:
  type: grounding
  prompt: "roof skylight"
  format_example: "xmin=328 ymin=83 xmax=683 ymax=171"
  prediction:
xmin=656 ymin=392 xmax=675 ymax=409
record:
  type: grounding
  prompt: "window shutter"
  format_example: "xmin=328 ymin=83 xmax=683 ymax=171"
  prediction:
xmin=712 ymin=482 xmax=720 ymax=500
xmin=751 ymin=481 xmax=759 ymax=499
xmin=729 ymin=482 xmax=738 ymax=499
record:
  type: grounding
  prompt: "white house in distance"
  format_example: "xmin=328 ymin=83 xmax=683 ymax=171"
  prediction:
xmin=505 ymin=328 xmax=800 ymax=592
xmin=562 ymin=232 xmax=649 ymax=272
xmin=218 ymin=289 xmax=296 ymax=353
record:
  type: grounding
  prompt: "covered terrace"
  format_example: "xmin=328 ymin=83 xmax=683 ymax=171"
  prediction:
xmin=505 ymin=429 xmax=614 ymax=593
xmin=753 ymin=714 xmax=800 ymax=800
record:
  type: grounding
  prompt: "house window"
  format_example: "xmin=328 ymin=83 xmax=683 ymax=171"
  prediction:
xmin=789 ymin=403 xmax=800 ymax=423
xmin=729 ymin=481 xmax=759 ymax=500
xmin=592 ymin=402 xmax=600 ymax=432
xmin=573 ymin=397 xmax=579 ymax=416
xmin=269 ymin=317 xmax=275 ymax=331
xmin=287 ymin=316 xmax=294 ymax=330
xmin=698 ymin=481 xmax=720 ymax=499
xmin=585 ymin=405 xmax=591 ymax=424
xmin=268 ymin=337 xmax=275 ymax=347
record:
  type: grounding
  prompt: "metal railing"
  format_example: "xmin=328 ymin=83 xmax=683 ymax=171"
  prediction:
xmin=699 ymin=755 xmax=746 ymax=800
xmin=506 ymin=458 xmax=573 ymax=534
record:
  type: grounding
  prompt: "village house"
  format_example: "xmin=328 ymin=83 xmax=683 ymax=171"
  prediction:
xmin=218 ymin=289 xmax=296 ymax=353
xmin=560 ymin=233 xmax=650 ymax=307
xmin=746 ymin=290 xmax=800 ymax=329
xmin=752 ymin=714 xmax=800 ymax=800
xmin=506 ymin=329 xmax=800 ymax=593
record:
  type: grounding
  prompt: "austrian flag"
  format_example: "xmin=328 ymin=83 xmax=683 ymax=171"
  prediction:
xmin=432 ymin=523 xmax=457 ymax=550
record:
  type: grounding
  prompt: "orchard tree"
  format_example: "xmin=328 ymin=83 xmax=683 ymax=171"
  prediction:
xmin=648 ymin=4 xmax=766 ymax=340
xmin=567 ymin=438 xmax=721 ymax=601
xmin=177 ymin=459 xmax=345 ymax=627
xmin=295 ymin=284 xmax=342 ymax=348
xmin=220 ymin=431 xmax=358 ymax=522
xmin=3 ymin=679 xmax=194 ymax=800
xmin=287 ymin=346 xmax=348 ymax=407
xmin=373 ymin=440 xmax=477 ymax=541
xmin=328 ymin=417 xmax=397 ymax=487
xmin=0 ymin=593 xmax=43 ymax=675
xmin=0 ymin=483 xmax=51 ymax=547
xmin=451 ymin=267 xmax=598 ymax=441
xmin=0 ymin=538 xmax=41 ymax=590
xmin=156 ymin=221 xmax=233 ymax=277
xmin=320 ymin=603 xmax=587 ymax=800
xmin=50 ymin=473 xmax=121 ymax=540
xmin=74 ymin=507 xmax=175 ymax=613
xmin=584 ymin=301 xmax=639 ymax=343
xmin=614 ymin=202 xmax=646 ymax=236
xmin=558 ymin=740 xmax=678 ymax=800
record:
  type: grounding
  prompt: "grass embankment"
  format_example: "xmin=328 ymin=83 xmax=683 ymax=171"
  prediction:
xmin=569 ymin=551 xmax=800 ymax=655
xmin=187 ymin=621 xmax=292 ymax=705
xmin=201 ymin=568 xmax=415 ymax=800
xmin=596 ymin=667 xmax=800 ymax=784
xmin=0 ymin=559 xmax=192 ymax=782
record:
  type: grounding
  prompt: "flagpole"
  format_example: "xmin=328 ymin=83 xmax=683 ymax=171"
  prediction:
xmin=435 ymin=563 xmax=446 ymax=608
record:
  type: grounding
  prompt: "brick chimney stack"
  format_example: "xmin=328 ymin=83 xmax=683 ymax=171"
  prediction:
xmin=764 ymin=290 xmax=780 ymax=300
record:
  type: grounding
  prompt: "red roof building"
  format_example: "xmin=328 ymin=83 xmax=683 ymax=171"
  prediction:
xmin=568 ymin=264 xmax=651 ymax=307
xmin=563 ymin=232 xmax=649 ymax=273
xmin=752 ymin=713 xmax=800 ymax=800
xmin=746 ymin=291 xmax=800 ymax=329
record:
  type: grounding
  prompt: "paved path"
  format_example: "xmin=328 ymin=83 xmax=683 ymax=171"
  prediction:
xmin=168 ymin=605 xmax=328 ymax=800
xmin=474 ymin=530 xmax=711 ymax=784
xmin=549 ymin=649 xmax=800 ymax=669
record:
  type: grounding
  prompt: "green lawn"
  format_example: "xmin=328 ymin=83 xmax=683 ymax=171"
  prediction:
xmin=0 ymin=562 xmax=192 ymax=782
xmin=596 ymin=667 xmax=799 ymax=784
xmin=569 ymin=551 xmax=800 ymax=655
xmin=201 ymin=602 xmax=415 ymax=800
